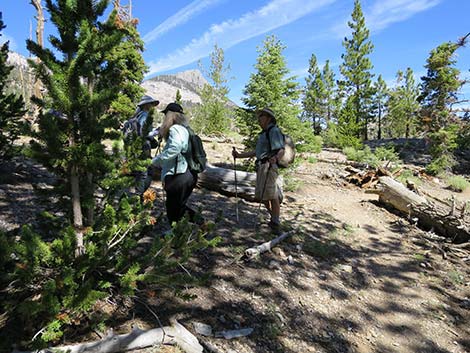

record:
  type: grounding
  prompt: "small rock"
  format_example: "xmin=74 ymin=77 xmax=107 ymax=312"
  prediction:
xmin=287 ymin=255 xmax=294 ymax=264
xmin=268 ymin=260 xmax=281 ymax=269
xmin=319 ymin=273 xmax=327 ymax=280
xmin=193 ymin=322 xmax=213 ymax=336
xmin=339 ymin=265 xmax=353 ymax=273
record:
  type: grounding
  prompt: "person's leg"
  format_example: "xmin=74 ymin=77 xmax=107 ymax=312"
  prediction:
xmin=270 ymin=197 xmax=280 ymax=225
xmin=164 ymin=170 xmax=195 ymax=225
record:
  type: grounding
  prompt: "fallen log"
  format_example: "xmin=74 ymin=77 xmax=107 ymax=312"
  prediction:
xmin=14 ymin=320 xmax=203 ymax=353
xmin=373 ymin=176 xmax=470 ymax=243
xmin=245 ymin=231 xmax=294 ymax=259
xmin=197 ymin=164 xmax=258 ymax=201
xmin=152 ymin=163 xmax=258 ymax=201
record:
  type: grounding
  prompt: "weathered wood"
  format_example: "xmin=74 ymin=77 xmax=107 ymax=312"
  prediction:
xmin=197 ymin=164 xmax=257 ymax=201
xmin=14 ymin=321 xmax=202 ymax=353
xmin=245 ymin=231 xmax=293 ymax=259
xmin=375 ymin=177 xmax=470 ymax=243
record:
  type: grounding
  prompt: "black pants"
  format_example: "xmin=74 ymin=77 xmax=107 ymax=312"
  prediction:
xmin=164 ymin=169 xmax=197 ymax=225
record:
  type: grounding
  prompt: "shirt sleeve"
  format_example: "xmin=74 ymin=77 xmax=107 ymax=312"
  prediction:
xmin=151 ymin=126 xmax=186 ymax=167
xmin=269 ymin=126 xmax=285 ymax=151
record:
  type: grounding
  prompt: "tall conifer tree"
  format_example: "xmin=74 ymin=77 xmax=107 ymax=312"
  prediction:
xmin=194 ymin=44 xmax=231 ymax=135
xmin=338 ymin=0 xmax=374 ymax=140
xmin=27 ymin=0 xmax=146 ymax=253
xmin=371 ymin=75 xmax=388 ymax=140
xmin=303 ymin=54 xmax=325 ymax=134
xmin=388 ymin=68 xmax=419 ymax=138
xmin=322 ymin=60 xmax=337 ymax=127
xmin=240 ymin=35 xmax=317 ymax=151
xmin=0 ymin=14 xmax=26 ymax=159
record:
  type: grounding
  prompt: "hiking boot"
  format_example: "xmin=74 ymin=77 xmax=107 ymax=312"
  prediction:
xmin=268 ymin=221 xmax=282 ymax=235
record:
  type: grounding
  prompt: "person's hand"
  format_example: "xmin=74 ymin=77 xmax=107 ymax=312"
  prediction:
xmin=148 ymin=127 xmax=160 ymax=138
xmin=232 ymin=147 xmax=239 ymax=159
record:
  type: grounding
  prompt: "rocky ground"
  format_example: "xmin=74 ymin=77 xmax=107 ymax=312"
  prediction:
xmin=1 ymin=142 xmax=469 ymax=353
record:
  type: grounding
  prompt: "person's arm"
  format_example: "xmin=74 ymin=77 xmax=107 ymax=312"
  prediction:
xmin=268 ymin=148 xmax=285 ymax=165
xmin=232 ymin=148 xmax=255 ymax=159
xmin=151 ymin=126 xmax=185 ymax=167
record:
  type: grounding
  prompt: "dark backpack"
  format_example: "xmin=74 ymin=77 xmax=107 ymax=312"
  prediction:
xmin=122 ymin=115 xmax=141 ymax=139
xmin=183 ymin=126 xmax=207 ymax=174
xmin=265 ymin=125 xmax=295 ymax=168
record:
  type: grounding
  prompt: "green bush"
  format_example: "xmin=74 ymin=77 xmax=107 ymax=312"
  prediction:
xmin=343 ymin=145 xmax=400 ymax=168
xmin=0 ymin=209 xmax=219 ymax=350
xmin=322 ymin=122 xmax=362 ymax=149
xmin=447 ymin=175 xmax=470 ymax=192
xmin=425 ymin=154 xmax=457 ymax=176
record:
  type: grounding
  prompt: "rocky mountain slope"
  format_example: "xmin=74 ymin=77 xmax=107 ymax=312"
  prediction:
xmin=142 ymin=69 xmax=237 ymax=110
xmin=7 ymin=51 xmax=236 ymax=112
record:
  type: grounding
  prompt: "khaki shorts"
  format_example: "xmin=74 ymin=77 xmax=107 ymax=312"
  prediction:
xmin=255 ymin=162 xmax=283 ymax=201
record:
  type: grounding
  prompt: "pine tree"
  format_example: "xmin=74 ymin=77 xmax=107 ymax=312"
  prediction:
xmin=193 ymin=44 xmax=231 ymax=135
xmin=26 ymin=0 xmax=147 ymax=252
xmin=338 ymin=0 xmax=374 ymax=140
xmin=175 ymin=89 xmax=182 ymax=104
xmin=419 ymin=35 xmax=468 ymax=131
xmin=388 ymin=68 xmax=419 ymax=138
xmin=0 ymin=3 xmax=218 ymax=349
xmin=371 ymin=75 xmax=388 ymax=139
xmin=322 ymin=60 xmax=337 ymax=127
xmin=240 ymin=35 xmax=318 ymax=151
xmin=419 ymin=34 xmax=469 ymax=174
xmin=0 ymin=14 xmax=26 ymax=159
xmin=302 ymin=54 xmax=325 ymax=134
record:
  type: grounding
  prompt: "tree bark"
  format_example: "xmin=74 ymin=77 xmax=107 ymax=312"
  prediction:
xmin=197 ymin=164 xmax=258 ymax=201
xmin=14 ymin=320 xmax=203 ymax=353
xmin=245 ymin=231 xmax=293 ymax=259
xmin=373 ymin=176 xmax=470 ymax=243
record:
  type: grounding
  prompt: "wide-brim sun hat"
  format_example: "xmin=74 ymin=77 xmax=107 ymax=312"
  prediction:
xmin=161 ymin=102 xmax=184 ymax=114
xmin=137 ymin=95 xmax=159 ymax=107
xmin=257 ymin=107 xmax=275 ymax=119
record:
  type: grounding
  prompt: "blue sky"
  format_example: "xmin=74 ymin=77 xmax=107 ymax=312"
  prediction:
xmin=1 ymin=0 xmax=469 ymax=107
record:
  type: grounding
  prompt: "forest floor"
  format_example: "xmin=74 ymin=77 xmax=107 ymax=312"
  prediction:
xmin=0 ymin=141 xmax=469 ymax=353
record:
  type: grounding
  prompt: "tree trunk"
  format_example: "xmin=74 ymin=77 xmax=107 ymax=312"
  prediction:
xmin=377 ymin=101 xmax=382 ymax=140
xmin=197 ymin=164 xmax=258 ymax=201
xmin=71 ymin=164 xmax=85 ymax=256
xmin=14 ymin=320 xmax=203 ymax=353
xmin=373 ymin=176 xmax=470 ymax=243
xmin=30 ymin=0 xmax=44 ymax=48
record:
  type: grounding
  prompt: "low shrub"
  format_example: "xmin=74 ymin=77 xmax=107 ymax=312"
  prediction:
xmin=447 ymin=175 xmax=470 ymax=192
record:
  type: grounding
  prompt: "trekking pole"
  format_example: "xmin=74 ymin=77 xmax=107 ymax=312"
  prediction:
xmin=233 ymin=147 xmax=239 ymax=223
xmin=255 ymin=162 xmax=271 ymax=230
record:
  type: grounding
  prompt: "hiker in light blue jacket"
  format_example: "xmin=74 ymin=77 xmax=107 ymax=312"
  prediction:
xmin=151 ymin=103 xmax=198 ymax=225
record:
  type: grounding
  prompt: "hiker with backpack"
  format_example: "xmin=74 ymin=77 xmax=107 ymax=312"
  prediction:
xmin=232 ymin=107 xmax=285 ymax=234
xmin=151 ymin=103 xmax=204 ymax=225
xmin=122 ymin=95 xmax=160 ymax=195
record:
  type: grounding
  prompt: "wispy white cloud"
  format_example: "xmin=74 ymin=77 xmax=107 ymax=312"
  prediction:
xmin=0 ymin=33 xmax=17 ymax=51
xmin=147 ymin=0 xmax=336 ymax=75
xmin=331 ymin=0 xmax=441 ymax=38
xmin=143 ymin=0 xmax=223 ymax=43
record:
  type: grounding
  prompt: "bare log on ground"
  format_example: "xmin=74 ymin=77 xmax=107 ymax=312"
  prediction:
xmin=14 ymin=320 xmax=203 ymax=353
xmin=373 ymin=176 xmax=470 ymax=243
xmin=197 ymin=164 xmax=257 ymax=201
xmin=245 ymin=231 xmax=293 ymax=259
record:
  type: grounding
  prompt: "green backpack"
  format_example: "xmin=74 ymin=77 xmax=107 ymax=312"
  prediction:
xmin=183 ymin=126 xmax=207 ymax=174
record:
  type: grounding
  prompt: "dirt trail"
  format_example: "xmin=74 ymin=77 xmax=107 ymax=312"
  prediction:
xmin=134 ymin=143 xmax=469 ymax=353
xmin=1 ymin=147 xmax=469 ymax=353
